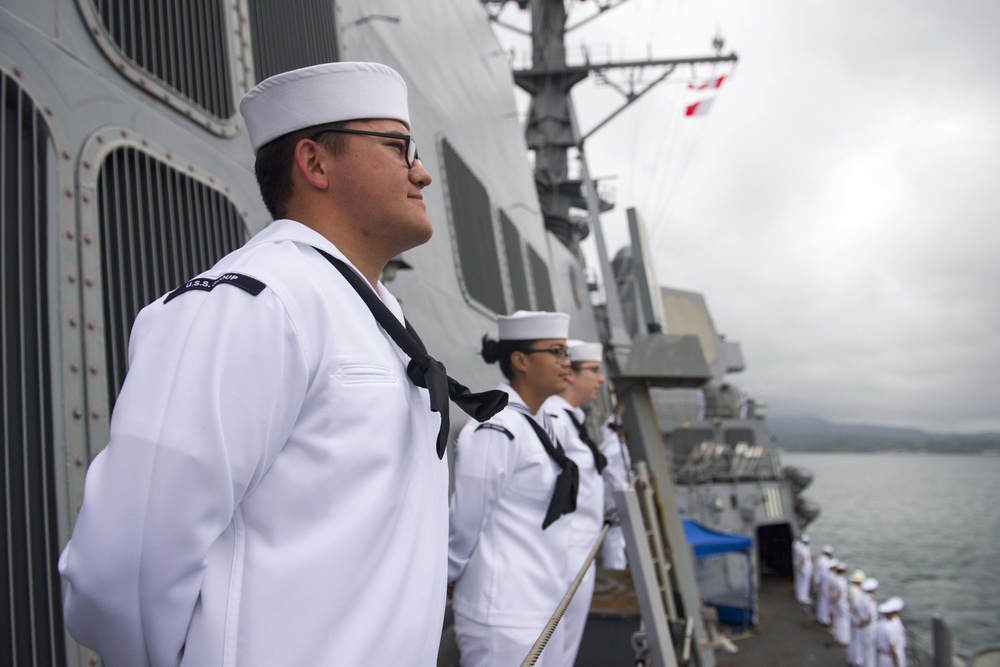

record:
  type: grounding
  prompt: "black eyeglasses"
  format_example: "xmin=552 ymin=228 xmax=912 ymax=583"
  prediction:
xmin=523 ymin=346 xmax=569 ymax=361
xmin=310 ymin=126 xmax=419 ymax=168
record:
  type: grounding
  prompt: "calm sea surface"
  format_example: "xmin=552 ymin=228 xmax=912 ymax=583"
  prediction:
xmin=779 ymin=452 xmax=1000 ymax=658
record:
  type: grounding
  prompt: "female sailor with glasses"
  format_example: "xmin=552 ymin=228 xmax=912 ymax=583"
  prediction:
xmin=448 ymin=310 xmax=586 ymax=666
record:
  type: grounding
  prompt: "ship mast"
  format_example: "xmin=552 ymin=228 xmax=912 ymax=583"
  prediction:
xmin=485 ymin=0 xmax=738 ymax=255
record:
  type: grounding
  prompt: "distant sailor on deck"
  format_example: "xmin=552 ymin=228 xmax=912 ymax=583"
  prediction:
xmin=859 ymin=578 xmax=880 ymax=667
xmin=599 ymin=413 xmax=633 ymax=569
xmin=847 ymin=568 xmax=868 ymax=665
xmin=449 ymin=311 xmax=582 ymax=667
xmin=830 ymin=561 xmax=851 ymax=645
xmin=875 ymin=597 xmax=907 ymax=667
xmin=815 ymin=545 xmax=835 ymax=625
xmin=794 ymin=533 xmax=814 ymax=604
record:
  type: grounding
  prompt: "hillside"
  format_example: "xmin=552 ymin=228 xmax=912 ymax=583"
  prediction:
xmin=767 ymin=415 xmax=1000 ymax=453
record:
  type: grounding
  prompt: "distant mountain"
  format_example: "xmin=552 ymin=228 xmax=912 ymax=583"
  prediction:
xmin=767 ymin=415 xmax=1000 ymax=453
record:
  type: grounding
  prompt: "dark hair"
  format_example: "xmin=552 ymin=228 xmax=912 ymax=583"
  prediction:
xmin=481 ymin=335 xmax=536 ymax=381
xmin=253 ymin=121 xmax=351 ymax=219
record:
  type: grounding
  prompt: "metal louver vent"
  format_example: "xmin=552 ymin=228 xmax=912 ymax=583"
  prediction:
xmin=528 ymin=245 xmax=556 ymax=311
xmin=500 ymin=210 xmax=531 ymax=312
xmin=441 ymin=138 xmax=506 ymax=315
xmin=96 ymin=146 xmax=247 ymax=407
xmin=247 ymin=0 xmax=339 ymax=82
xmin=1 ymin=71 xmax=67 ymax=667
xmin=84 ymin=0 xmax=235 ymax=122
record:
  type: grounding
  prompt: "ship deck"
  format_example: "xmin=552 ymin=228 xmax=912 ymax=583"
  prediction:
xmin=578 ymin=569 xmax=850 ymax=666
xmin=716 ymin=573 xmax=849 ymax=667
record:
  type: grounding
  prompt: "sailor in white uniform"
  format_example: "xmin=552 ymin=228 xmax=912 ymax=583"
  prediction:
xmin=814 ymin=545 xmax=835 ymax=625
xmin=58 ymin=62 xmax=504 ymax=667
xmin=449 ymin=311 xmax=579 ymax=667
xmin=847 ymin=568 xmax=868 ymax=665
xmin=875 ymin=597 xmax=907 ymax=667
xmin=598 ymin=414 xmax=633 ymax=569
xmin=859 ymin=578 xmax=880 ymax=667
xmin=793 ymin=534 xmax=814 ymax=604
xmin=542 ymin=340 xmax=612 ymax=664
xmin=830 ymin=561 xmax=851 ymax=644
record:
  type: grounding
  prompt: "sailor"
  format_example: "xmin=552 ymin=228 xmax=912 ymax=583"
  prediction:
xmin=814 ymin=545 xmax=835 ymax=625
xmin=829 ymin=561 xmax=851 ymax=645
xmin=58 ymin=62 xmax=505 ymax=667
xmin=875 ymin=597 xmax=907 ymax=667
xmin=541 ymin=339 xmax=611 ymax=664
xmin=793 ymin=533 xmax=814 ymax=604
xmin=859 ymin=578 xmax=880 ymax=667
xmin=449 ymin=310 xmax=579 ymax=667
xmin=847 ymin=568 xmax=868 ymax=665
xmin=598 ymin=413 xmax=633 ymax=569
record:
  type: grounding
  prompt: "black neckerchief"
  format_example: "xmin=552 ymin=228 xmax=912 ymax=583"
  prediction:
xmin=314 ymin=247 xmax=507 ymax=458
xmin=564 ymin=409 xmax=608 ymax=473
xmin=514 ymin=408 xmax=579 ymax=529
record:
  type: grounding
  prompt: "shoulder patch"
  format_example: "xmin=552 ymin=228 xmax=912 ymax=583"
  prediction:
xmin=163 ymin=273 xmax=266 ymax=304
xmin=475 ymin=423 xmax=515 ymax=440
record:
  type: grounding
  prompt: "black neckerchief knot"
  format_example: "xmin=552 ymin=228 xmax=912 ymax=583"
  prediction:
xmin=564 ymin=409 xmax=608 ymax=473
xmin=520 ymin=413 xmax=579 ymax=529
xmin=314 ymin=247 xmax=507 ymax=458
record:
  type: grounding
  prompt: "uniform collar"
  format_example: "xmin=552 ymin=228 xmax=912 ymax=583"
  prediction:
xmin=544 ymin=394 xmax=582 ymax=420
xmin=251 ymin=219 xmax=404 ymax=323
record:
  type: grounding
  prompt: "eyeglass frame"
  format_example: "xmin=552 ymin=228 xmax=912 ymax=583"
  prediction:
xmin=309 ymin=126 xmax=419 ymax=168
xmin=521 ymin=345 xmax=570 ymax=361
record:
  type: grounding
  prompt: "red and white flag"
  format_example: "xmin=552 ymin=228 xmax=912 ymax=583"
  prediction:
xmin=685 ymin=98 xmax=715 ymax=117
xmin=687 ymin=75 xmax=726 ymax=91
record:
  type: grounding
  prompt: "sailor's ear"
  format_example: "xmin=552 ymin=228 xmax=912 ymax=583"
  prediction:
xmin=510 ymin=349 xmax=531 ymax=375
xmin=292 ymin=138 xmax=330 ymax=190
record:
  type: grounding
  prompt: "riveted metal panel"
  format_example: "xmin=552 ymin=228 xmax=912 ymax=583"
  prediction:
xmin=0 ymin=65 xmax=68 ymax=667
xmin=77 ymin=128 xmax=249 ymax=455
xmin=76 ymin=0 xmax=250 ymax=135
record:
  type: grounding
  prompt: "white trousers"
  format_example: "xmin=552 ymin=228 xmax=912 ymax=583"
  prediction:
xmin=454 ymin=563 xmax=595 ymax=667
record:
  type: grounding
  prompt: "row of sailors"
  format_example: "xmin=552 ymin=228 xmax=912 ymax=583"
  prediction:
xmin=794 ymin=535 xmax=908 ymax=667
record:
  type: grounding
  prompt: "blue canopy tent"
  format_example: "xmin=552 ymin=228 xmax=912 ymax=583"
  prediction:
xmin=682 ymin=519 xmax=755 ymax=629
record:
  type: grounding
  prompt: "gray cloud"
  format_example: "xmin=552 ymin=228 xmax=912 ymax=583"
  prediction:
xmin=560 ymin=0 xmax=1000 ymax=432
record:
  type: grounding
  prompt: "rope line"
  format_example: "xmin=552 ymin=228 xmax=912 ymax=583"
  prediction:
xmin=519 ymin=521 xmax=613 ymax=667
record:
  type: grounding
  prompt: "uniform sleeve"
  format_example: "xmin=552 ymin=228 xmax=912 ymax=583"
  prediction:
xmin=58 ymin=287 xmax=309 ymax=667
xmin=447 ymin=423 xmax=519 ymax=583
xmin=599 ymin=419 xmax=631 ymax=491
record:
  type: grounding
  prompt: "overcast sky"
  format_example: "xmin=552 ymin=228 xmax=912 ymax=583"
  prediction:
xmin=493 ymin=0 xmax=1000 ymax=434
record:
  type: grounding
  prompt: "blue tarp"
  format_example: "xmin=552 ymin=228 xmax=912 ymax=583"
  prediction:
xmin=682 ymin=519 xmax=756 ymax=627
xmin=682 ymin=519 xmax=752 ymax=557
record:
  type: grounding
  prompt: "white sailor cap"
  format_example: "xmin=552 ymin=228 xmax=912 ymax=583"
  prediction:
xmin=878 ymin=597 xmax=904 ymax=614
xmin=822 ymin=545 xmax=834 ymax=555
xmin=801 ymin=534 xmax=810 ymax=543
xmin=568 ymin=340 xmax=603 ymax=363
xmin=240 ymin=62 xmax=410 ymax=154
xmin=849 ymin=569 xmax=866 ymax=583
xmin=835 ymin=561 xmax=848 ymax=572
xmin=862 ymin=578 xmax=879 ymax=592
xmin=497 ymin=310 xmax=570 ymax=341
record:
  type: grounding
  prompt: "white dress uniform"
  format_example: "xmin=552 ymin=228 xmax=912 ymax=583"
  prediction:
xmin=794 ymin=539 xmax=814 ymax=604
xmin=599 ymin=416 xmax=632 ymax=570
xmin=848 ymin=583 xmax=867 ymax=665
xmin=830 ymin=572 xmax=851 ymax=644
xmin=875 ymin=615 xmax=907 ymax=667
xmin=543 ymin=395 xmax=608 ymax=665
xmin=814 ymin=553 xmax=833 ymax=624
xmin=59 ymin=219 xmax=446 ymax=667
xmin=449 ymin=385 xmax=580 ymax=667
xmin=856 ymin=590 xmax=878 ymax=667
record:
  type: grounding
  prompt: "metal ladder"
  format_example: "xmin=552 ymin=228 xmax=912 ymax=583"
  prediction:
xmin=614 ymin=461 xmax=690 ymax=667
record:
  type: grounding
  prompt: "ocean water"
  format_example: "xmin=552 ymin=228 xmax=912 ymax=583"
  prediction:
xmin=780 ymin=452 xmax=1000 ymax=659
